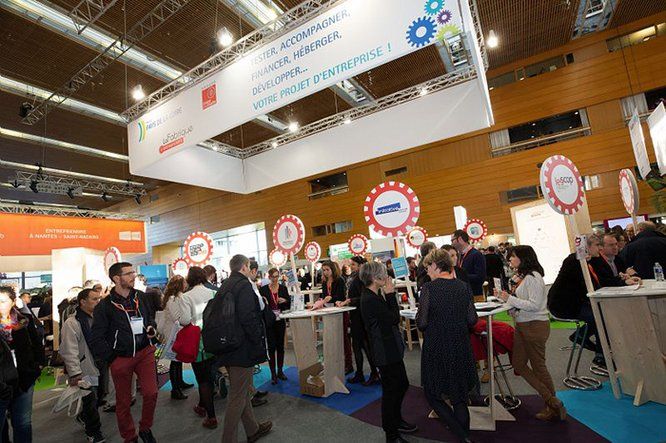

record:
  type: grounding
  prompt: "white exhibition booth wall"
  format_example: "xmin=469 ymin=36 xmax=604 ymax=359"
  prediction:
xmin=128 ymin=0 xmax=493 ymax=194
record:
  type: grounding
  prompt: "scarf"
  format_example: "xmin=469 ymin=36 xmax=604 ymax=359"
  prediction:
xmin=75 ymin=307 xmax=94 ymax=350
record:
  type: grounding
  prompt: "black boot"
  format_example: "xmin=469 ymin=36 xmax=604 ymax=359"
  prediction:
xmin=171 ymin=388 xmax=187 ymax=400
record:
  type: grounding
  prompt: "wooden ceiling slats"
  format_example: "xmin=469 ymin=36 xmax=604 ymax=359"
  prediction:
xmin=609 ymin=0 xmax=666 ymax=28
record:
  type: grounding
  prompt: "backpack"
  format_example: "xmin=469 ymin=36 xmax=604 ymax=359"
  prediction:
xmin=201 ymin=281 xmax=242 ymax=355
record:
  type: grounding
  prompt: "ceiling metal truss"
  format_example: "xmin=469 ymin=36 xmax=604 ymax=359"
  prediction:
xmin=10 ymin=171 xmax=147 ymax=197
xmin=21 ymin=0 xmax=191 ymax=125
xmin=0 ymin=201 xmax=142 ymax=219
xmin=68 ymin=0 xmax=119 ymax=35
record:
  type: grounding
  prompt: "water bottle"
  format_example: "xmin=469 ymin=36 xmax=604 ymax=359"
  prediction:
xmin=654 ymin=262 xmax=665 ymax=282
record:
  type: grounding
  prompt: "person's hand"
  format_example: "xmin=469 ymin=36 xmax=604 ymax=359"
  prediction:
xmin=335 ymin=301 xmax=343 ymax=307
xmin=384 ymin=277 xmax=395 ymax=294
xmin=311 ymin=299 xmax=325 ymax=310
xmin=146 ymin=325 xmax=156 ymax=338
xmin=68 ymin=375 xmax=82 ymax=387
xmin=493 ymin=288 xmax=499 ymax=297
xmin=625 ymin=267 xmax=637 ymax=276
xmin=625 ymin=276 xmax=641 ymax=285
xmin=498 ymin=290 xmax=510 ymax=302
xmin=277 ymin=297 xmax=287 ymax=304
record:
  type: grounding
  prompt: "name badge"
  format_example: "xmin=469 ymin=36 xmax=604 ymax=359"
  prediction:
xmin=11 ymin=350 xmax=17 ymax=368
xmin=130 ymin=317 xmax=144 ymax=335
xmin=272 ymin=310 xmax=281 ymax=321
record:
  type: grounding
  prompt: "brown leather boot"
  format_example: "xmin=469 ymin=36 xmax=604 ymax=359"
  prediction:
xmin=547 ymin=397 xmax=567 ymax=421
xmin=535 ymin=406 xmax=558 ymax=421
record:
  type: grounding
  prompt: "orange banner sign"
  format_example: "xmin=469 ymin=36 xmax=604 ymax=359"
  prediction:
xmin=0 ymin=213 xmax=146 ymax=256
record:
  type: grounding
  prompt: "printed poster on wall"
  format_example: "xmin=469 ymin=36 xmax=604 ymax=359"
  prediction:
xmin=128 ymin=0 xmax=465 ymax=166
xmin=647 ymin=102 xmax=666 ymax=176
xmin=629 ymin=108 xmax=651 ymax=179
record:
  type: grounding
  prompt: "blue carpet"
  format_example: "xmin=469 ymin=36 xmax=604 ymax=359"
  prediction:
xmin=160 ymin=365 xmax=274 ymax=391
xmin=257 ymin=366 xmax=382 ymax=415
xmin=558 ymin=382 xmax=666 ymax=443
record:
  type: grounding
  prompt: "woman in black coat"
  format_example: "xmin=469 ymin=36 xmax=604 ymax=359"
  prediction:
xmin=360 ymin=262 xmax=417 ymax=443
xmin=259 ymin=268 xmax=291 ymax=384
xmin=0 ymin=286 xmax=45 ymax=443
xmin=417 ymin=250 xmax=477 ymax=443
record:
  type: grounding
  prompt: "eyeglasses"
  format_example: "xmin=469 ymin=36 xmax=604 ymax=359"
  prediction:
xmin=270 ymin=275 xmax=279 ymax=278
xmin=121 ymin=271 xmax=137 ymax=277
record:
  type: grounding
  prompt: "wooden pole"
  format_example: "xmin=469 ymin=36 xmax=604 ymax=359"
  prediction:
xmin=566 ymin=215 xmax=594 ymax=293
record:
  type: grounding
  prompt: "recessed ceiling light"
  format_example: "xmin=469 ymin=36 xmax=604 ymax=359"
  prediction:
xmin=288 ymin=122 xmax=299 ymax=133
xmin=420 ymin=87 xmax=428 ymax=96
xmin=487 ymin=29 xmax=499 ymax=48
xmin=271 ymin=141 xmax=278 ymax=148
xmin=343 ymin=117 xmax=352 ymax=125
xmin=217 ymin=27 xmax=233 ymax=47
xmin=131 ymin=85 xmax=145 ymax=101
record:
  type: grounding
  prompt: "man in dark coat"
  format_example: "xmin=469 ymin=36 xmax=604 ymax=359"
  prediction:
xmin=217 ymin=255 xmax=272 ymax=443
xmin=623 ymin=222 xmax=666 ymax=279
xmin=451 ymin=230 xmax=487 ymax=299
xmin=484 ymin=246 xmax=506 ymax=291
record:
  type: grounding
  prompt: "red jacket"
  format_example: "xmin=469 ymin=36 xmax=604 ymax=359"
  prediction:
xmin=470 ymin=319 xmax=514 ymax=362
xmin=172 ymin=324 xmax=201 ymax=363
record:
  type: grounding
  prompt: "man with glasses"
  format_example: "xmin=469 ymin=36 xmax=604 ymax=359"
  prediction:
xmin=91 ymin=262 xmax=158 ymax=443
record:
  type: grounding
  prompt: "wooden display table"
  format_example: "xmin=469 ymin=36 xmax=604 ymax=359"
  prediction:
xmin=588 ymin=280 xmax=666 ymax=406
xmin=401 ymin=302 xmax=515 ymax=431
xmin=281 ymin=306 xmax=355 ymax=398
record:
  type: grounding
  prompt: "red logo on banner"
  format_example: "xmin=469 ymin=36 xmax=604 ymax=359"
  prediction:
xmin=201 ymin=84 xmax=217 ymax=110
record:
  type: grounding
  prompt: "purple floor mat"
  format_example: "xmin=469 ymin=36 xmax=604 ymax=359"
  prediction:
xmin=351 ymin=386 xmax=609 ymax=443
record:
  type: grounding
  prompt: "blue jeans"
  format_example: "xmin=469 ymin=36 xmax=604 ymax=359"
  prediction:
xmin=8 ymin=385 xmax=34 ymax=443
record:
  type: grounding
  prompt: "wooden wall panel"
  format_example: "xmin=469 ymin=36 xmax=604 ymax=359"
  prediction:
xmin=108 ymin=24 xmax=666 ymax=260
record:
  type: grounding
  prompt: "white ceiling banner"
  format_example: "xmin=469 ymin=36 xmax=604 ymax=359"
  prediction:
xmin=647 ymin=102 xmax=666 ymax=176
xmin=628 ymin=108 xmax=651 ymax=180
xmin=128 ymin=0 xmax=465 ymax=169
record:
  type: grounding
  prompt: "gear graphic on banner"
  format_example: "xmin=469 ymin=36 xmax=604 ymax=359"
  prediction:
xmin=436 ymin=9 xmax=452 ymax=25
xmin=436 ymin=23 xmax=461 ymax=42
xmin=406 ymin=17 xmax=437 ymax=48
xmin=424 ymin=0 xmax=445 ymax=16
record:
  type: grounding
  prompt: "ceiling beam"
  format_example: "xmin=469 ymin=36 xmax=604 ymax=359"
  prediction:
xmin=68 ymin=0 xmax=119 ymax=34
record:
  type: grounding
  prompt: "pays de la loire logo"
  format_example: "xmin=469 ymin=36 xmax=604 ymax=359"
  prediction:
xmin=138 ymin=119 xmax=147 ymax=142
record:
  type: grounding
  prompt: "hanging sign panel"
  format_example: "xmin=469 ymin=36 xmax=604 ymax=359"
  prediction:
xmin=539 ymin=155 xmax=585 ymax=215
xmin=0 ymin=213 xmax=145 ymax=256
xmin=648 ymin=102 xmax=666 ymax=176
xmin=183 ymin=231 xmax=214 ymax=267
xmin=364 ymin=181 xmax=420 ymax=237
xmin=272 ymin=214 xmax=305 ymax=255
xmin=619 ymin=168 xmax=640 ymax=216
xmin=628 ymin=109 xmax=651 ymax=180
xmin=128 ymin=0 xmax=464 ymax=168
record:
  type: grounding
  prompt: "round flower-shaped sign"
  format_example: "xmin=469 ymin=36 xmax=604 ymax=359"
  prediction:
xmin=183 ymin=231 xmax=214 ymax=267
xmin=463 ymin=218 xmax=488 ymax=242
xmin=539 ymin=155 xmax=585 ymax=215
xmin=364 ymin=181 xmax=420 ymax=237
xmin=172 ymin=258 xmax=189 ymax=277
xmin=304 ymin=241 xmax=322 ymax=263
xmin=269 ymin=249 xmax=287 ymax=267
xmin=103 ymin=247 xmax=122 ymax=271
xmin=348 ymin=234 xmax=369 ymax=256
xmin=406 ymin=226 xmax=428 ymax=248
xmin=272 ymin=214 xmax=305 ymax=255
xmin=618 ymin=168 xmax=639 ymax=216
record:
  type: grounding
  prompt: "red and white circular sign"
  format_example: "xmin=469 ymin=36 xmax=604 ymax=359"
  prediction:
xmin=619 ymin=168 xmax=639 ymax=216
xmin=103 ymin=247 xmax=122 ymax=270
xmin=348 ymin=234 xmax=369 ymax=256
xmin=364 ymin=181 xmax=420 ymax=237
xmin=183 ymin=231 xmax=214 ymax=267
xmin=269 ymin=249 xmax=287 ymax=267
xmin=304 ymin=241 xmax=322 ymax=263
xmin=406 ymin=226 xmax=428 ymax=248
xmin=463 ymin=218 xmax=488 ymax=242
xmin=539 ymin=155 xmax=585 ymax=215
xmin=172 ymin=258 xmax=189 ymax=277
xmin=272 ymin=214 xmax=305 ymax=255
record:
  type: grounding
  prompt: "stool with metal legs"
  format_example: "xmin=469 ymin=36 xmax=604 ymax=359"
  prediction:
xmin=552 ymin=316 xmax=601 ymax=390
xmin=478 ymin=331 xmax=521 ymax=410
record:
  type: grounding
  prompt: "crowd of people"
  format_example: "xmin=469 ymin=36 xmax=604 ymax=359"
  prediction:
xmin=0 ymin=220 xmax=664 ymax=443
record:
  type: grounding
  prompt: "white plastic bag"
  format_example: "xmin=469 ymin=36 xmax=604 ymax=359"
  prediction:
xmin=51 ymin=386 xmax=91 ymax=417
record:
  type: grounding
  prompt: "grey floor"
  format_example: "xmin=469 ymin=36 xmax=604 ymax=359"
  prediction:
xmin=32 ymin=328 xmax=601 ymax=442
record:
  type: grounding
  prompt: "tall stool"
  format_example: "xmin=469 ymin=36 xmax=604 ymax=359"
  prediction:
xmin=476 ymin=330 xmax=521 ymax=410
xmin=552 ymin=316 xmax=601 ymax=390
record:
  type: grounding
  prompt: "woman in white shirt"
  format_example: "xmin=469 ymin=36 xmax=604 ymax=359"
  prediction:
xmin=497 ymin=245 xmax=566 ymax=422
xmin=162 ymin=275 xmax=190 ymax=400
xmin=178 ymin=267 xmax=218 ymax=429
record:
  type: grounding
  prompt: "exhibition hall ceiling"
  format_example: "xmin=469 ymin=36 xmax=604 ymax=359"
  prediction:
xmin=0 ymin=0 xmax=662 ymax=209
